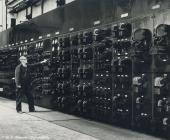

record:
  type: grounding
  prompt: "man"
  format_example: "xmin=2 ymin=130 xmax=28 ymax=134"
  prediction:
xmin=15 ymin=56 xmax=35 ymax=113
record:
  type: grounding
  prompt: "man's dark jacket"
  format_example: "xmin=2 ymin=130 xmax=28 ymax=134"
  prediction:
xmin=15 ymin=64 xmax=30 ymax=88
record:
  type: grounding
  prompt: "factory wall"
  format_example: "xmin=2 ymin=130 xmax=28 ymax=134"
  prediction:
xmin=0 ymin=0 xmax=170 ymax=47
xmin=0 ymin=0 xmax=6 ymax=32
xmin=0 ymin=0 xmax=75 ymax=32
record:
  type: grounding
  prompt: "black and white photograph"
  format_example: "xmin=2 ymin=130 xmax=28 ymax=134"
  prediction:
xmin=0 ymin=0 xmax=169 ymax=140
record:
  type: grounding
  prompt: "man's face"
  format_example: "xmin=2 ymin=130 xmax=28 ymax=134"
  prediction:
xmin=20 ymin=58 xmax=27 ymax=67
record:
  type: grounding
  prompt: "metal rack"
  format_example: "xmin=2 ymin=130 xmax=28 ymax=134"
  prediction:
xmin=0 ymin=20 xmax=169 ymax=138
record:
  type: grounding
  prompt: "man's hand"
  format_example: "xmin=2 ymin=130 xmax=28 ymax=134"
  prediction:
xmin=40 ymin=59 xmax=48 ymax=64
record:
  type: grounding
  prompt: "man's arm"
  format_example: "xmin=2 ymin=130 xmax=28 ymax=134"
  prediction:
xmin=15 ymin=65 xmax=21 ymax=88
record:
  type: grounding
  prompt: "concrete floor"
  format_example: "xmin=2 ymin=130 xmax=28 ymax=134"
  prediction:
xmin=0 ymin=97 xmax=164 ymax=140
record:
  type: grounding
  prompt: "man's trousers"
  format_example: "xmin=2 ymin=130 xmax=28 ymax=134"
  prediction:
xmin=16 ymin=87 xmax=35 ymax=112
